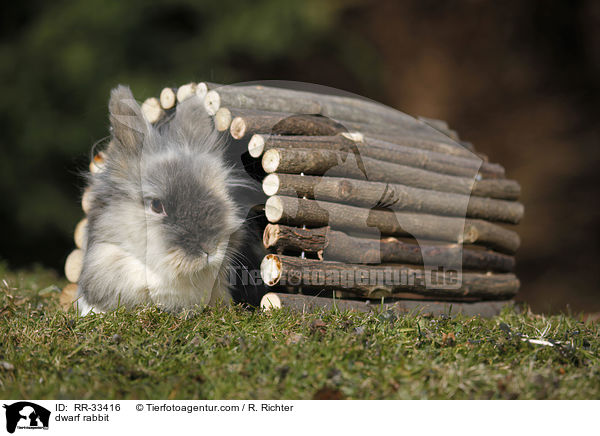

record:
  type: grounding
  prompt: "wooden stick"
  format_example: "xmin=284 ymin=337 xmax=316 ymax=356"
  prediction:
xmin=261 ymin=148 xmax=520 ymax=200
xmin=262 ymin=174 xmax=524 ymax=223
xmin=230 ymin=110 xmax=288 ymax=139
xmin=214 ymin=108 xmax=232 ymax=132
xmin=251 ymin=134 xmax=504 ymax=179
xmin=331 ymin=120 xmax=468 ymax=151
xmin=265 ymin=196 xmax=520 ymax=253
xmin=159 ymin=87 xmax=177 ymax=110
xmin=260 ymin=292 xmax=512 ymax=318
xmin=230 ymin=111 xmax=346 ymax=140
xmin=195 ymin=82 xmax=209 ymax=100
xmin=204 ymin=87 xmax=322 ymax=116
xmin=65 ymin=249 xmax=84 ymax=283
xmin=74 ymin=218 xmax=88 ymax=249
xmin=358 ymin=132 xmax=482 ymax=159
xmin=81 ymin=188 xmax=92 ymax=214
xmin=203 ymin=85 xmax=458 ymax=142
xmin=60 ymin=283 xmax=78 ymax=310
xmin=176 ymin=82 xmax=197 ymax=103
xmin=336 ymin=114 xmax=462 ymax=144
xmin=260 ymin=254 xmax=519 ymax=300
xmin=141 ymin=97 xmax=165 ymax=124
xmin=263 ymin=224 xmax=516 ymax=272
xmin=203 ymin=84 xmax=484 ymax=160
xmin=356 ymin=135 xmax=499 ymax=173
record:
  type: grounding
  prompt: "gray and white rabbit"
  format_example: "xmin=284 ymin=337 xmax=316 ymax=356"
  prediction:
xmin=77 ymin=85 xmax=261 ymax=315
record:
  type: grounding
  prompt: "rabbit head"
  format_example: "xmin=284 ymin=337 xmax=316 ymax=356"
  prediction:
xmin=77 ymin=85 xmax=246 ymax=313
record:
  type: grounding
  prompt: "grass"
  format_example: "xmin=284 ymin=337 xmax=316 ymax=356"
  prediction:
xmin=0 ymin=263 xmax=599 ymax=400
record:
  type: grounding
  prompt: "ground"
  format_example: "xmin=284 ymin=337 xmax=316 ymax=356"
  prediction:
xmin=0 ymin=263 xmax=598 ymax=400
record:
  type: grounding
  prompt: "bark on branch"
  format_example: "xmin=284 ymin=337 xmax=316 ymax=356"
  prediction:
xmin=261 ymin=147 xmax=520 ymax=200
xmin=262 ymin=173 xmax=524 ymax=223
xmin=264 ymin=195 xmax=520 ymax=253
xmin=260 ymin=254 xmax=520 ymax=300
xmin=263 ymin=224 xmax=516 ymax=272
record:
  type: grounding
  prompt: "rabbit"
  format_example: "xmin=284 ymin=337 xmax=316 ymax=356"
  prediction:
xmin=76 ymin=85 xmax=264 ymax=315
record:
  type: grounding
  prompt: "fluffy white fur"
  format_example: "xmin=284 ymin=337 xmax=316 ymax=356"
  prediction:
xmin=76 ymin=85 xmax=244 ymax=315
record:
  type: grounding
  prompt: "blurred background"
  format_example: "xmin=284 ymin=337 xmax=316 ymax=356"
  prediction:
xmin=1 ymin=0 xmax=598 ymax=313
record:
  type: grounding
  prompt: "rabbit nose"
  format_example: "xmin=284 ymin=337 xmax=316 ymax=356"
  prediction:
xmin=197 ymin=241 xmax=217 ymax=256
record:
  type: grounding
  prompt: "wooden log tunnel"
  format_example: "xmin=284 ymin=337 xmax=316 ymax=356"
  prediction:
xmin=62 ymin=81 xmax=524 ymax=316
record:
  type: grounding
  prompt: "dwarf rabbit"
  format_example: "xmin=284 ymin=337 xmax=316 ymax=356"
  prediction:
xmin=77 ymin=85 xmax=262 ymax=315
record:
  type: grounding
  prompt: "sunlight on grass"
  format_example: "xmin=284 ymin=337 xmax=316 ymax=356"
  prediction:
xmin=0 ymin=265 xmax=598 ymax=399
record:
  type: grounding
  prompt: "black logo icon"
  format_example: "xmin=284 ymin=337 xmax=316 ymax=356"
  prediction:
xmin=2 ymin=402 xmax=50 ymax=434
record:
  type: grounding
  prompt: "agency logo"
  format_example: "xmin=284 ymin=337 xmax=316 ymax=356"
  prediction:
xmin=2 ymin=402 xmax=50 ymax=434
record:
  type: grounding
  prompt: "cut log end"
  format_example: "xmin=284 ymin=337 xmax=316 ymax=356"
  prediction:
xmin=214 ymin=108 xmax=232 ymax=132
xmin=141 ymin=97 xmax=164 ymax=124
xmin=81 ymin=188 xmax=92 ymax=214
xmin=176 ymin=82 xmax=197 ymax=103
xmin=230 ymin=116 xmax=247 ymax=139
xmin=248 ymin=134 xmax=266 ymax=158
xmin=264 ymin=195 xmax=284 ymax=223
xmin=262 ymin=174 xmax=280 ymax=196
xmin=260 ymin=292 xmax=283 ymax=311
xmin=262 ymin=223 xmax=281 ymax=248
xmin=262 ymin=149 xmax=281 ymax=173
xmin=204 ymin=90 xmax=220 ymax=116
xmin=260 ymin=254 xmax=283 ymax=286
xmin=74 ymin=218 xmax=88 ymax=249
xmin=60 ymin=283 xmax=78 ymax=311
xmin=462 ymin=224 xmax=479 ymax=244
xmin=159 ymin=87 xmax=176 ymax=109
xmin=65 ymin=249 xmax=84 ymax=283
xmin=195 ymin=82 xmax=208 ymax=100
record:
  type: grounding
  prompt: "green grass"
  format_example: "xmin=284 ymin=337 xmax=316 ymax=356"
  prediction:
xmin=1 ymin=263 xmax=599 ymax=399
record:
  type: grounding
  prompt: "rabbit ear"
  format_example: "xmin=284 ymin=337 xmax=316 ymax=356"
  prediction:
xmin=108 ymin=85 xmax=147 ymax=152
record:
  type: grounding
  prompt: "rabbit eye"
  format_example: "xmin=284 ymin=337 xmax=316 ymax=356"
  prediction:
xmin=150 ymin=198 xmax=166 ymax=216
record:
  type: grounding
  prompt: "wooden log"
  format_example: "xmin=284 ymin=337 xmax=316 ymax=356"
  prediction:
xmin=357 ymin=135 xmax=499 ymax=174
xmin=204 ymin=87 xmax=322 ymax=116
xmin=230 ymin=110 xmax=288 ymax=139
xmin=141 ymin=97 xmax=165 ymax=124
xmin=159 ymin=87 xmax=177 ymax=110
xmin=60 ymin=283 xmax=78 ymax=310
xmin=261 ymin=148 xmax=520 ymax=200
xmin=246 ymin=120 xmax=478 ymax=165
xmin=262 ymin=174 xmax=524 ymax=223
xmin=203 ymin=84 xmax=485 ymax=160
xmin=65 ymin=249 xmax=84 ymax=283
xmin=260 ymin=254 xmax=519 ymax=300
xmin=214 ymin=108 xmax=232 ymax=132
xmin=81 ymin=188 xmax=92 ymax=214
xmin=74 ymin=218 xmax=88 ymax=249
xmin=252 ymin=134 xmax=504 ymax=179
xmin=265 ymin=196 xmax=520 ymax=253
xmin=195 ymin=82 xmax=209 ymax=100
xmin=260 ymin=292 xmax=512 ymax=318
xmin=359 ymin=132 xmax=482 ymax=160
xmin=203 ymin=85 xmax=458 ymax=143
xmin=331 ymin=120 xmax=468 ymax=152
xmin=231 ymin=111 xmax=346 ymax=140
xmin=263 ymin=224 xmax=516 ymax=272
xmin=176 ymin=82 xmax=197 ymax=103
